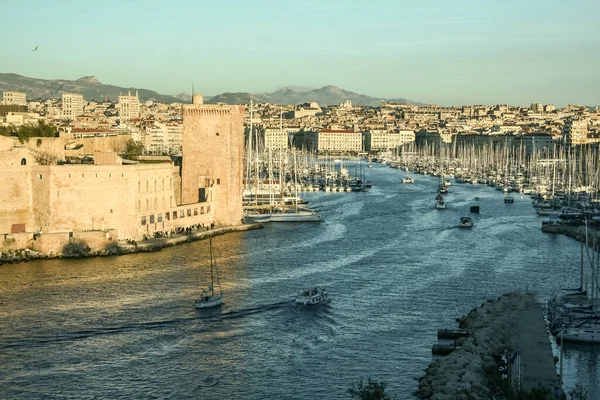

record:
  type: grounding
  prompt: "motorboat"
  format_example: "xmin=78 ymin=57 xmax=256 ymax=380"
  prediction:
xmin=402 ymin=177 xmax=415 ymax=184
xmin=504 ymin=197 xmax=514 ymax=204
xmin=458 ymin=217 xmax=473 ymax=228
xmin=368 ymin=164 xmax=373 ymax=168
xmin=435 ymin=199 xmax=446 ymax=209
xmin=295 ymin=286 xmax=329 ymax=305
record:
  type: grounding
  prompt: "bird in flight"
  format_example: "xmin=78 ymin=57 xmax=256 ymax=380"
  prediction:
xmin=32 ymin=45 xmax=38 ymax=52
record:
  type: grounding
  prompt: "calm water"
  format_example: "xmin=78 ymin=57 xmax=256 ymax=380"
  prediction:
xmin=1 ymin=164 xmax=598 ymax=399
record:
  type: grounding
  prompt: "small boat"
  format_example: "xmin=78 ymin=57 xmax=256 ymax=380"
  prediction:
xmin=458 ymin=217 xmax=473 ymax=228
xmin=295 ymin=286 xmax=329 ymax=305
xmin=504 ymin=197 xmax=514 ymax=204
xmin=435 ymin=198 xmax=446 ymax=209
xmin=438 ymin=185 xmax=448 ymax=195
xmin=368 ymin=164 xmax=373 ymax=168
xmin=196 ymin=237 xmax=223 ymax=309
xmin=402 ymin=177 xmax=414 ymax=184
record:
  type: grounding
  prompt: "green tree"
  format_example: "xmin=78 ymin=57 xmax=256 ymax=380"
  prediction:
xmin=123 ymin=139 xmax=145 ymax=160
xmin=348 ymin=378 xmax=394 ymax=400
xmin=0 ymin=125 xmax=14 ymax=137
xmin=16 ymin=120 xmax=58 ymax=143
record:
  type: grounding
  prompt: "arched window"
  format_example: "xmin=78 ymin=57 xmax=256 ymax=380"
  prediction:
xmin=20 ymin=158 xmax=27 ymax=165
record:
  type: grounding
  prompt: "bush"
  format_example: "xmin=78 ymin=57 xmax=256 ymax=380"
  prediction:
xmin=348 ymin=378 xmax=394 ymax=400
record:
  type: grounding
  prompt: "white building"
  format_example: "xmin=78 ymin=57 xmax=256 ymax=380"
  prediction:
xmin=118 ymin=91 xmax=140 ymax=120
xmin=2 ymin=91 xmax=27 ymax=105
xmin=263 ymin=127 xmax=299 ymax=151
xmin=317 ymin=129 xmax=362 ymax=153
xmin=61 ymin=93 xmax=84 ymax=120
xmin=144 ymin=122 xmax=183 ymax=154
xmin=364 ymin=130 xmax=415 ymax=151
xmin=563 ymin=118 xmax=588 ymax=146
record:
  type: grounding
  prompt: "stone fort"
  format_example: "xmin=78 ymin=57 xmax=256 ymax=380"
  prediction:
xmin=0 ymin=95 xmax=245 ymax=253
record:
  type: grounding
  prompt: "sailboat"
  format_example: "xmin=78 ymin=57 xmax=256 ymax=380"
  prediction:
xmin=195 ymin=236 xmax=223 ymax=309
xmin=402 ymin=167 xmax=414 ymax=183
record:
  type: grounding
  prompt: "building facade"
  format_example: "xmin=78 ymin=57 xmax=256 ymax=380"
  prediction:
xmin=363 ymin=130 xmax=415 ymax=152
xmin=2 ymin=91 xmax=27 ymax=105
xmin=118 ymin=91 xmax=141 ymax=120
xmin=317 ymin=129 xmax=362 ymax=153
xmin=563 ymin=118 xmax=588 ymax=146
xmin=61 ymin=93 xmax=84 ymax=120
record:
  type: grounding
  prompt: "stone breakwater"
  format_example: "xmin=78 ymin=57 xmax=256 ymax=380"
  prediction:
xmin=542 ymin=222 xmax=599 ymax=243
xmin=416 ymin=291 xmax=558 ymax=400
xmin=0 ymin=223 xmax=262 ymax=265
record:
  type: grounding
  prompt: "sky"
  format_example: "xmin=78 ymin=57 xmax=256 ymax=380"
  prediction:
xmin=1 ymin=0 xmax=599 ymax=106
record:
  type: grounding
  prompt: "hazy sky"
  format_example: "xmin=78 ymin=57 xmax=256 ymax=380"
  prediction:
xmin=1 ymin=0 xmax=599 ymax=106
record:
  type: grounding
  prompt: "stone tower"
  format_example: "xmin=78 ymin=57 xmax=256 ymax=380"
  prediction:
xmin=181 ymin=96 xmax=245 ymax=226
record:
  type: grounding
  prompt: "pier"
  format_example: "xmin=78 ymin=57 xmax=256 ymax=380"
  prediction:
xmin=417 ymin=292 xmax=562 ymax=399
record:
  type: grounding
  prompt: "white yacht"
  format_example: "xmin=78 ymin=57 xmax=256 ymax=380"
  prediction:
xmin=562 ymin=329 xmax=600 ymax=344
xmin=269 ymin=208 xmax=321 ymax=222
xmin=295 ymin=286 xmax=329 ymax=305
xmin=402 ymin=177 xmax=415 ymax=184
xmin=458 ymin=217 xmax=473 ymax=228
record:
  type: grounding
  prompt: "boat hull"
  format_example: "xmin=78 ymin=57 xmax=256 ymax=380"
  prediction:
xmin=269 ymin=212 xmax=321 ymax=222
xmin=195 ymin=294 xmax=223 ymax=309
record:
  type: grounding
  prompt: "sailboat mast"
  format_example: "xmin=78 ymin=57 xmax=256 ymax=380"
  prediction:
xmin=209 ymin=236 xmax=215 ymax=296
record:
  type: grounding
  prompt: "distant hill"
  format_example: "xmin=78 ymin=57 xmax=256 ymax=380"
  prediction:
xmin=0 ymin=73 xmax=425 ymax=106
xmin=205 ymin=85 xmax=425 ymax=107
xmin=0 ymin=73 xmax=182 ymax=103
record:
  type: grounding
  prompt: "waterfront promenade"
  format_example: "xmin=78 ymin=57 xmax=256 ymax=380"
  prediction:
xmin=0 ymin=223 xmax=262 ymax=265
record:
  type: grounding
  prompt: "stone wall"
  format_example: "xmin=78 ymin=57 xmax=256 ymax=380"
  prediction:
xmin=2 ymin=232 xmax=32 ymax=250
xmin=0 ymin=166 xmax=33 ymax=234
xmin=181 ymin=104 xmax=245 ymax=226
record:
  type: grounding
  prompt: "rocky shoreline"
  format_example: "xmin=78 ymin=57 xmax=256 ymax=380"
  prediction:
xmin=0 ymin=223 xmax=262 ymax=265
xmin=416 ymin=291 xmax=558 ymax=400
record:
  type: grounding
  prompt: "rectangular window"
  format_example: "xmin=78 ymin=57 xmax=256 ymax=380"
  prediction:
xmin=200 ymin=206 xmax=204 ymax=214
xmin=158 ymin=213 xmax=163 ymax=222
xmin=150 ymin=215 xmax=155 ymax=224
xmin=180 ymin=210 xmax=185 ymax=218
xmin=194 ymin=208 xmax=198 ymax=216
xmin=216 ymin=178 xmax=221 ymax=185
xmin=141 ymin=216 xmax=147 ymax=225
xmin=187 ymin=208 xmax=191 ymax=216
xmin=173 ymin=211 xmax=177 ymax=220
xmin=207 ymin=205 xmax=211 ymax=213
xmin=165 ymin=212 xmax=170 ymax=221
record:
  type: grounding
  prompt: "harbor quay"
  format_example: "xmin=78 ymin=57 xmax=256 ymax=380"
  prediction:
xmin=0 ymin=223 xmax=262 ymax=265
xmin=417 ymin=292 xmax=562 ymax=400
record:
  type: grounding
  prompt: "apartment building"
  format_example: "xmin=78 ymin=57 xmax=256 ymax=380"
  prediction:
xmin=61 ymin=93 xmax=84 ymax=120
xmin=363 ymin=130 xmax=415 ymax=152
xmin=118 ymin=91 xmax=141 ymax=120
xmin=2 ymin=91 xmax=26 ymax=105
xmin=317 ymin=129 xmax=362 ymax=153
xmin=563 ymin=118 xmax=589 ymax=146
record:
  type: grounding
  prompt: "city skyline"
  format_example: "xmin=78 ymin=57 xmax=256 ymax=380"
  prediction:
xmin=1 ymin=0 xmax=599 ymax=107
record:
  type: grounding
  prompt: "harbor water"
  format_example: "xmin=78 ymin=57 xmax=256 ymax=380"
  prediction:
xmin=1 ymin=163 xmax=598 ymax=399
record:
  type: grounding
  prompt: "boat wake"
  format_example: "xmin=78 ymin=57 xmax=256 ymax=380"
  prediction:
xmin=0 ymin=301 xmax=294 ymax=350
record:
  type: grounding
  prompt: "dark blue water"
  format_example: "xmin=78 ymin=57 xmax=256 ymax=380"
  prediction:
xmin=1 ymin=164 xmax=598 ymax=399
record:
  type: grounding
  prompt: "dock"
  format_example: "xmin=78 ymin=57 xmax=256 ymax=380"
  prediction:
xmin=515 ymin=302 xmax=562 ymax=394
xmin=416 ymin=292 xmax=562 ymax=399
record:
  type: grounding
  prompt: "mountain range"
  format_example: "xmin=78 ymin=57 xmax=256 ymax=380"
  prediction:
xmin=0 ymin=73 xmax=424 ymax=107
